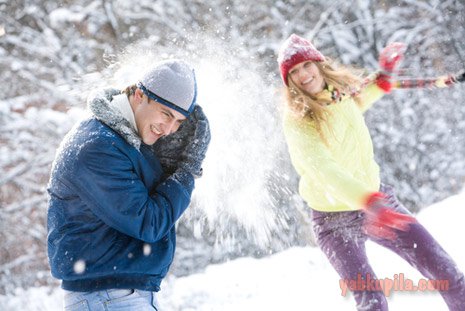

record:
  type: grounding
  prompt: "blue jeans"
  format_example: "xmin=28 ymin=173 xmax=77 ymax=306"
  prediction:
xmin=63 ymin=288 xmax=160 ymax=311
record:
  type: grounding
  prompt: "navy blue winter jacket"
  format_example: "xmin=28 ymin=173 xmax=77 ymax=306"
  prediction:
xmin=47 ymin=104 xmax=194 ymax=292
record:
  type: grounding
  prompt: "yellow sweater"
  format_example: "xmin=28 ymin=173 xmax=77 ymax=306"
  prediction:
xmin=283 ymin=83 xmax=385 ymax=212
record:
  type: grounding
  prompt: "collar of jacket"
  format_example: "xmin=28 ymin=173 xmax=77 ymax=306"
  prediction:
xmin=87 ymin=88 xmax=142 ymax=150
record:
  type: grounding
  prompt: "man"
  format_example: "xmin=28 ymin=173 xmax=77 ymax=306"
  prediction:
xmin=47 ymin=59 xmax=210 ymax=310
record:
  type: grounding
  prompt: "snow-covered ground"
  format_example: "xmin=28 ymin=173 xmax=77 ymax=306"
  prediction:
xmin=1 ymin=189 xmax=464 ymax=311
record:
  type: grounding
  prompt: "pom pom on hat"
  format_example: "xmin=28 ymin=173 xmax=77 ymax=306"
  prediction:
xmin=138 ymin=59 xmax=197 ymax=117
xmin=277 ymin=34 xmax=325 ymax=86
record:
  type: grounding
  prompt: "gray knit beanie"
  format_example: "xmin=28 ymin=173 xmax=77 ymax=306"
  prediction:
xmin=137 ymin=59 xmax=197 ymax=117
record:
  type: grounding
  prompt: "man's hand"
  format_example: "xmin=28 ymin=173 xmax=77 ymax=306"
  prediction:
xmin=177 ymin=105 xmax=211 ymax=177
xmin=152 ymin=105 xmax=211 ymax=178
xmin=363 ymin=192 xmax=416 ymax=240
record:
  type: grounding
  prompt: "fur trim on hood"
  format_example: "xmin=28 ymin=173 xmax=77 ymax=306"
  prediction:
xmin=87 ymin=88 xmax=141 ymax=150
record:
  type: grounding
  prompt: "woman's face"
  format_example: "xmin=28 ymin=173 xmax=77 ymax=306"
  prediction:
xmin=288 ymin=61 xmax=326 ymax=95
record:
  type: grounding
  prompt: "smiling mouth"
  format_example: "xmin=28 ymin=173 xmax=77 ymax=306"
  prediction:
xmin=302 ymin=77 xmax=314 ymax=85
xmin=150 ymin=124 xmax=162 ymax=135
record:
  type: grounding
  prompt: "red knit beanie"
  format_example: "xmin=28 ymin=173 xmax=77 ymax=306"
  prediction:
xmin=277 ymin=34 xmax=325 ymax=86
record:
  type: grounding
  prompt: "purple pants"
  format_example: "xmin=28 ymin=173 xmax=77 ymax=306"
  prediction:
xmin=311 ymin=184 xmax=465 ymax=310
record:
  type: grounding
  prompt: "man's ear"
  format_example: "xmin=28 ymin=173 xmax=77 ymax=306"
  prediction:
xmin=134 ymin=88 xmax=144 ymax=103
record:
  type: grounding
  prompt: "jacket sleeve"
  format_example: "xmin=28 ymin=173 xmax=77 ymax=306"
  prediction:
xmin=69 ymin=138 xmax=194 ymax=243
xmin=355 ymin=80 xmax=386 ymax=113
xmin=285 ymin=119 xmax=372 ymax=210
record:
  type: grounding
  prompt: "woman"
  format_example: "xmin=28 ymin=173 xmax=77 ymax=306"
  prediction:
xmin=277 ymin=34 xmax=465 ymax=310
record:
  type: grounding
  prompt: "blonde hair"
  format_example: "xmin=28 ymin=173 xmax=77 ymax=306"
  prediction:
xmin=284 ymin=58 xmax=364 ymax=139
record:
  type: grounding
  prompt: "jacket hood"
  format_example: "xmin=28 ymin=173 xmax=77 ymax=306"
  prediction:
xmin=87 ymin=88 xmax=141 ymax=150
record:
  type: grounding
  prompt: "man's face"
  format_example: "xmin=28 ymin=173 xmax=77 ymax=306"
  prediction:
xmin=132 ymin=89 xmax=186 ymax=145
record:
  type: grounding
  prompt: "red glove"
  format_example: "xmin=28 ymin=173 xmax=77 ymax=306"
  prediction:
xmin=376 ymin=42 xmax=406 ymax=93
xmin=375 ymin=73 xmax=394 ymax=93
xmin=363 ymin=192 xmax=416 ymax=240
xmin=379 ymin=42 xmax=406 ymax=72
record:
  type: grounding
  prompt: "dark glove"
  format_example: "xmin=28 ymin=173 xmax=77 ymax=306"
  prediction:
xmin=362 ymin=192 xmax=416 ymax=240
xmin=152 ymin=118 xmax=194 ymax=176
xmin=376 ymin=42 xmax=406 ymax=93
xmin=152 ymin=105 xmax=211 ymax=178
xmin=457 ymin=70 xmax=465 ymax=83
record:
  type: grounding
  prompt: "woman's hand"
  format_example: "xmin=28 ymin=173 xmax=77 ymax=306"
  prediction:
xmin=376 ymin=42 xmax=407 ymax=93
xmin=379 ymin=42 xmax=406 ymax=73
xmin=362 ymin=192 xmax=416 ymax=240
